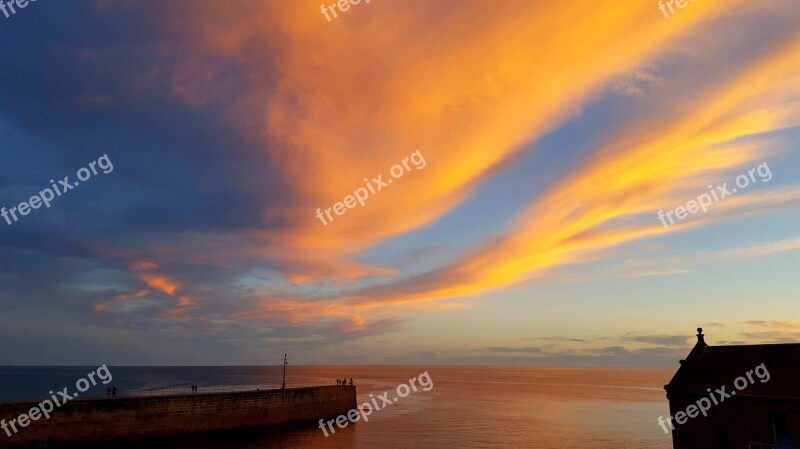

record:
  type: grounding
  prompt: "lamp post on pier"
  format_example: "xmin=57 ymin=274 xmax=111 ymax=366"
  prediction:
xmin=282 ymin=354 xmax=287 ymax=390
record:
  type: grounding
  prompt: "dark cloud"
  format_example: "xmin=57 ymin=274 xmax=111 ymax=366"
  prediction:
xmin=739 ymin=331 xmax=800 ymax=342
xmin=622 ymin=334 xmax=691 ymax=347
xmin=525 ymin=336 xmax=590 ymax=343
xmin=486 ymin=346 xmax=547 ymax=354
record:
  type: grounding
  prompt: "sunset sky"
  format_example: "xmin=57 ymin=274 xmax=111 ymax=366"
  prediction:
xmin=1 ymin=0 xmax=798 ymax=366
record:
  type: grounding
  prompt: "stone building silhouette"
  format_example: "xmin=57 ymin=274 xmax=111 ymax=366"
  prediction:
xmin=664 ymin=328 xmax=800 ymax=449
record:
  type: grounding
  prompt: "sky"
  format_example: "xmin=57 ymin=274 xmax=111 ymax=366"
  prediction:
xmin=0 ymin=0 xmax=798 ymax=367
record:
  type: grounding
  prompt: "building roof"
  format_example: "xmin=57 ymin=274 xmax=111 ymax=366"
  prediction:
xmin=665 ymin=328 xmax=800 ymax=400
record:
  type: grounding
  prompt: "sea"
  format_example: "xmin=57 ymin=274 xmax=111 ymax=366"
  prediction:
xmin=0 ymin=366 xmax=675 ymax=449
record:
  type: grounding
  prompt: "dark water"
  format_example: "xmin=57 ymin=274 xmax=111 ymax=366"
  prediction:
xmin=0 ymin=366 xmax=674 ymax=448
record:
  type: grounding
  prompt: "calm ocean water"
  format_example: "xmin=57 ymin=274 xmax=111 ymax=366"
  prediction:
xmin=0 ymin=366 xmax=674 ymax=448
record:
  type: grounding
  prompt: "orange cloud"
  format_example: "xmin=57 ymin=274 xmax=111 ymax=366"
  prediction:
xmin=93 ymin=303 xmax=110 ymax=312
xmin=111 ymin=257 xmax=201 ymax=318
xmin=345 ymin=31 xmax=800 ymax=308
xmin=164 ymin=0 xmax=754 ymax=284
xmin=163 ymin=296 xmax=199 ymax=318
xmin=164 ymin=295 xmax=197 ymax=318
xmin=101 ymin=0 xmax=799 ymax=333
xmin=177 ymin=295 xmax=196 ymax=307
xmin=139 ymin=274 xmax=181 ymax=296
xmin=232 ymin=297 xmax=374 ymax=333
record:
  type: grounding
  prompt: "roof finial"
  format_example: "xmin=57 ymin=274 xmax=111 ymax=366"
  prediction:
xmin=696 ymin=327 xmax=706 ymax=346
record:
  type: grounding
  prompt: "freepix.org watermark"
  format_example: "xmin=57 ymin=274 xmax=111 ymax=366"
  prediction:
xmin=657 ymin=363 xmax=770 ymax=434
xmin=0 ymin=0 xmax=37 ymax=20
xmin=657 ymin=0 xmax=698 ymax=19
xmin=319 ymin=371 xmax=433 ymax=437
xmin=657 ymin=162 xmax=772 ymax=228
xmin=320 ymin=0 xmax=371 ymax=22
xmin=315 ymin=150 xmax=426 ymax=226
xmin=1 ymin=154 xmax=113 ymax=227
xmin=1 ymin=365 xmax=113 ymax=438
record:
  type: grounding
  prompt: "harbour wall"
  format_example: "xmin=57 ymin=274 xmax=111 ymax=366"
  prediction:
xmin=0 ymin=385 xmax=356 ymax=447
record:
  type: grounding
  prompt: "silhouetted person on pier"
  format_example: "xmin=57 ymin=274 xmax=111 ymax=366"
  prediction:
xmin=349 ymin=378 xmax=353 ymax=385
xmin=112 ymin=387 xmax=117 ymax=397
xmin=107 ymin=387 xmax=111 ymax=397
xmin=336 ymin=379 xmax=340 ymax=385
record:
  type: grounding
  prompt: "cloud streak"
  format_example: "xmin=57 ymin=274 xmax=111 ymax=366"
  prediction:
xmin=344 ymin=27 xmax=800 ymax=310
xmin=161 ymin=0 xmax=752 ymax=285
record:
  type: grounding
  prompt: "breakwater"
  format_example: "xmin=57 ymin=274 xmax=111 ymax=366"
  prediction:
xmin=0 ymin=385 xmax=356 ymax=448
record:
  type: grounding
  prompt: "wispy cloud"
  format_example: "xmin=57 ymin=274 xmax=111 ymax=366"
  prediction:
xmin=745 ymin=320 xmax=800 ymax=330
xmin=622 ymin=334 xmax=691 ymax=347
xmin=160 ymin=0 xmax=750 ymax=285
xmin=487 ymin=346 xmax=547 ymax=354
xmin=343 ymin=30 xmax=800 ymax=310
